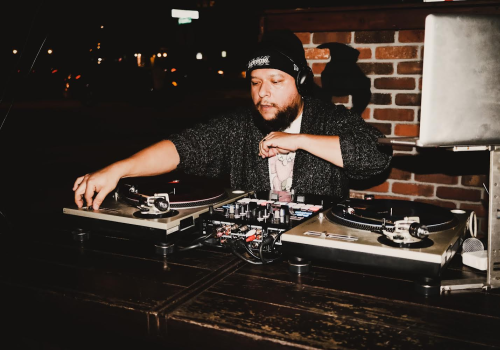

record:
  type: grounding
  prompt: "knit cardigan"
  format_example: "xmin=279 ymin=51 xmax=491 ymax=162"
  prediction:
xmin=169 ymin=97 xmax=392 ymax=201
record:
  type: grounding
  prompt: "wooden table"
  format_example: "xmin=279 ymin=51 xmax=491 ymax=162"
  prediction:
xmin=1 ymin=210 xmax=499 ymax=350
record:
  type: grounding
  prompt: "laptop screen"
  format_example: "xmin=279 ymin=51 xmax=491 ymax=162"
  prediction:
xmin=384 ymin=14 xmax=500 ymax=148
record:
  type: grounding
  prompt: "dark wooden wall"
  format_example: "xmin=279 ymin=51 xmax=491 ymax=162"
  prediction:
xmin=261 ymin=0 xmax=500 ymax=33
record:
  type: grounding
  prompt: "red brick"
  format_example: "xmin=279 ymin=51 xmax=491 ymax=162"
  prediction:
xmin=397 ymin=61 xmax=423 ymax=74
xmin=313 ymin=76 xmax=322 ymax=87
xmin=332 ymin=96 xmax=349 ymax=104
xmin=312 ymin=62 xmax=326 ymax=74
xmin=370 ymin=93 xmax=392 ymax=105
xmin=313 ymin=32 xmax=351 ymax=44
xmin=295 ymin=32 xmax=311 ymax=44
xmin=374 ymin=109 xmax=414 ymax=121
xmin=418 ymin=77 xmax=422 ymax=91
xmin=358 ymin=63 xmax=394 ymax=75
xmin=392 ymin=182 xmax=434 ymax=197
xmin=414 ymin=174 xmax=459 ymax=185
xmin=355 ymin=31 xmax=395 ymax=43
xmin=357 ymin=48 xmax=372 ymax=59
xmin=368 ymin=122 xmax=392 ymax=135
xmin=376 ymin=46 xmax=418 ymax=60
xmin=306 ymin=48 xmax=330 ymax=60
xmin=374 ymin=77 xmax=416 ymax=90
xmin=389 ymin=167 xmax=412 ymax=181
xmin=414 ymin=199 xmax=457 ymax=209
xmin=460 ymin=203 xmax=487 ymax=218
xmin=395 ymin=93 xmax=421 ymax=106
xmin=395 ymin=124 xmax=419 ymax=137
xmin=436 ymin=187 xmax=482 ymax=201
xmin=399 ymin=30 xmax=425 ymax=43
xmin=376 ymin=194 xmax=412 ymax=201
xmin=361 ymin=107 xmax=371 ymax=120
xmin=366 ymin=182 xmax=390 ymax=193
xmin=462 ymin=175 xmax=488 ymax=187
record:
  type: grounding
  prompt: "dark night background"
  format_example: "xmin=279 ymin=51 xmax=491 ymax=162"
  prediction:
xmin=0 ymin=0 xmax=421 ymax=227
xmin=2 ymin=0 xmax=422 ymax=97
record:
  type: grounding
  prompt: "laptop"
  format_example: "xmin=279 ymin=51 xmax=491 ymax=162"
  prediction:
xmin=381 ymin=13 xmax=500 ymax=148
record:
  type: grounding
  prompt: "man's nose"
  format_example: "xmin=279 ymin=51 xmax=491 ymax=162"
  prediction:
xmin=258 ymin=82 xmax=270 ymax=98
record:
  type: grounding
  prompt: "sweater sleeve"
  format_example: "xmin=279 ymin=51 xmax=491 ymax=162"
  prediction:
xmin=333 ymin=105 xmax=393 ymax=179
xmin=168 ymin=114 xmax=232 ymax=178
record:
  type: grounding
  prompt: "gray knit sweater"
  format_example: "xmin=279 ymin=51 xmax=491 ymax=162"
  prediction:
xmin=169 ymin=97 xmax=392 ymax=200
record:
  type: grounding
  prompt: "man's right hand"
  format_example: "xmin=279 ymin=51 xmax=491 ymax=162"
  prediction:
xmin=73 ymin=165 xmax=123 ymax=210
xmin=72 ymin=140 xmax=181 ymax=210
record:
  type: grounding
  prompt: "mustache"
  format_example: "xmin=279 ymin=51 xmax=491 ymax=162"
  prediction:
xmin=256 ymin=101 xmax=276 ymax=108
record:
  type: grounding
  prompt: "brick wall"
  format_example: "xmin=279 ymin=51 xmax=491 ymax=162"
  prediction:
xmin=298 ymin=30 xmax=489 ymax=234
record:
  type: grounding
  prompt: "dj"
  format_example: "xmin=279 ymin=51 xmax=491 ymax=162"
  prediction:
xmin=73 ymin=30 xmax=392 ymax=210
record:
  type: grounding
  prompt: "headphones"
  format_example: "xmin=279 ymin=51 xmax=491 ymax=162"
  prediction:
xmin=276 ymin=49 xmax=314 ymax=96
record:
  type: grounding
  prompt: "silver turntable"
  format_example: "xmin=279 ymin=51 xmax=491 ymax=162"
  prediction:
xmin=282 ymin=198 xmax=472 ymax=279
xmin=63 ymin=177 xmax=252 ymax=237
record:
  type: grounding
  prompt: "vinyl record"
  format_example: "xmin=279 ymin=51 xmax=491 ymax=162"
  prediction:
xmin=327 ymin=198 xmax=458 ymax=233
xmin=132 ymin=209 xmax=179 ymax=219
xmin=118 ymin=177 xmax=228 ymax=209
xmin=377 ymin=235 xmax=434 ymax=249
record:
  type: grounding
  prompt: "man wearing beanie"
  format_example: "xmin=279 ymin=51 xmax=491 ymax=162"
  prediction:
xmin=73 ymin=30 xmax=392 ymax=210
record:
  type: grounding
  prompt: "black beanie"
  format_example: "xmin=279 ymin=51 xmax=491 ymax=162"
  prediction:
xmin=246 ymin=30 xmax=307 ymax=79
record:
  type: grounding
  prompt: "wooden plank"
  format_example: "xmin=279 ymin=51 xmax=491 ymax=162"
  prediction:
xmin=0 ymin=252 xmax=190 ymax=309
xmin=5 ymin=223 xmax=236 ymax=272
xmin=0 ymin=226 xmax=240 ymax=314
xmin=234 ymin=259 xmax=500 ymax=317
xmin=0 ymin=225 xmax=251 ymax=345
xmin=209 ymin=273 xmax=499 ymax=344
xmin=1 ymin=238 xmax=221 ymax=286
xmin=0 ymin=283 xmax=160 ymax=349
xmin=262 ymin=1 xmax=500 ymax=32
xmin=165 ymin=319 xmax=301 ymax=350
xmin=3 ymin=218 xmax=499 ymax=348
xmin=168 ymin=284 xmax=499 ymax=349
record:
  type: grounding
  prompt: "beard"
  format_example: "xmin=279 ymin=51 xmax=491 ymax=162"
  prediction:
xmin=251 ymin=100 xmax=301 ymax=135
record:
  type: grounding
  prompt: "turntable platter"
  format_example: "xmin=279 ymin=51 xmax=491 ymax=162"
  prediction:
xmin=118 ymin=177 xmax=228 ymax=209
xmin=327 ymin=198 xmax=458 ymax=233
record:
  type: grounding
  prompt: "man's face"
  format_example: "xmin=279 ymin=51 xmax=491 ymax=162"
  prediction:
xmin=250 ymin=69 xmax=303 ymax=131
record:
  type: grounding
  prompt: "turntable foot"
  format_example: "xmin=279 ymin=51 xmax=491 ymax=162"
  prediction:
xmin=72 ymin=228 xmax=90 ymax=243
xmin=288 ymin=256 xmax=311 ymax=274
xmin=155 ymin=242 xmax=175 ymax=256
xmin=414 ymin=276 xmax=441 ymax=296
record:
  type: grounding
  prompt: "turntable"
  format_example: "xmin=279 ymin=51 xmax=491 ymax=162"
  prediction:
xmin=281 ymin=198 xmax=473 ymax=280
xmin=63 ymin=176 xmax=252 ymax=244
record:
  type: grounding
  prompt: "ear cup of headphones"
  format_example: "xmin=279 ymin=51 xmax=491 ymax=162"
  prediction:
xmin=296 ymin=65 xmax=313 ymax=96
xmin=273 ymin=48 xmax=313 ymax=96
